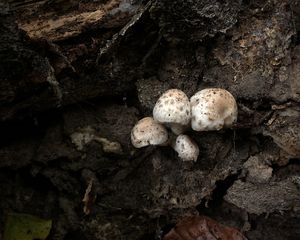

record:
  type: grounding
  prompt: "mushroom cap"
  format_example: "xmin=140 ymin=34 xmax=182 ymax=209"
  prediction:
xmin=131 ymin=117 xmax=168 ymax=148
xmin=173 ymin=135 xmax=199 ymax=162
xmin=153 ymin=89 xmax=191 ymax=128
xmin=190 ymin=88 xmax=238 ymax=131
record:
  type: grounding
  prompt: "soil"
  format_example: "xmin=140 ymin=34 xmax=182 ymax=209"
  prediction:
xmin=0 ymin=0 xmax=299 ymax=239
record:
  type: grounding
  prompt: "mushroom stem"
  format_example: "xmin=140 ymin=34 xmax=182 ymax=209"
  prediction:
xmin=170 ymin=123 xmax=189 ymax=135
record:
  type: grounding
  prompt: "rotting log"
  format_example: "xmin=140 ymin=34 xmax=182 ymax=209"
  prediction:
xmin=0 ymin=0 xmax=153 ymax=120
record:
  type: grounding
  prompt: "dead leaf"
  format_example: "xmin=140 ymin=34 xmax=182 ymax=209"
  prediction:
xmin=82 ymin=179 xmax=96 ymax=215
xmin=163 ymin=215 xmax=247 ymax=240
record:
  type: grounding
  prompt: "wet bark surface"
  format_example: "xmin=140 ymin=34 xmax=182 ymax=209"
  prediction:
xmin=0 ymin=0 xmax=300 ymax=239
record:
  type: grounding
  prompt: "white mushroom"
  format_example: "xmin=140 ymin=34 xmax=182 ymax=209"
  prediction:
xmin=131 ymin=117 xmax=168 ymax=148
xmin=190 ymin=88 xmax=238 ymax=131
xmin=172 ymin=135 xmax=199 ymax=162
xmin=153 ymin=89 xmax=191 ymax=135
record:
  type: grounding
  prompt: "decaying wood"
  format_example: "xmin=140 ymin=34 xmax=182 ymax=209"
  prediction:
xmin=16 ymin=0 xmax=134 ymax=41
xmin=0 ymin=0 xmax=149 ymax=120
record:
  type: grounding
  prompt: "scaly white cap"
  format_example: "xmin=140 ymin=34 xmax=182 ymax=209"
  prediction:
xmin=153 ymin=89 xmax=191 ymax=134
xmin=173 ymin=134 xmax=199 ymax=162
xmin=190 ymin=88 xmax=238 ymax=131
xmin=131 ymin=117 xmax=168 ymax=148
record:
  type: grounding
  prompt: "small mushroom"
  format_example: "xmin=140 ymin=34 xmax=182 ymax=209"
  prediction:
xmin=190 ymin=88 xmax=238 ymax=131
xmin=131 ymin=117 xmax=168 ymax=148
xmin=172 ymin=134 xmax=199 ymax=161
xmin=153 ymin=89 xmax=191 ymax=134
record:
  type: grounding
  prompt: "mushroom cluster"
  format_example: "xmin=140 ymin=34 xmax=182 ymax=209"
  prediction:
xmin=131 ymin=88 xmax=238 ymax=162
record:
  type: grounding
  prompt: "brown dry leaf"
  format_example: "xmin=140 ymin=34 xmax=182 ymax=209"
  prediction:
xmin=163 ymin=215 xmax=247 ymax=240
xmin=82 ymin=179 xmax=96 ymax=215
